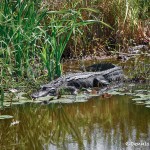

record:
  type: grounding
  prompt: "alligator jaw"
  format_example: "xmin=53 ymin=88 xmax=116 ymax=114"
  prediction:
xmin=31 ymin=88 xmax=51 ymax=98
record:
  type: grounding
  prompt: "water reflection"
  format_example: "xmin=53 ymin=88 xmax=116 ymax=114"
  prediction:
xmin=0 ymin=95 xmax=150 ymax=150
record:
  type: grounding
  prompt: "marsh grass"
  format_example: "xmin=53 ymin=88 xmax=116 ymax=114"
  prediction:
xmin=44 ymin=0 xmax=149 ymax=57
xmin=0 ymin=87 xmax=4 ymax=108
xmin=0 ymin=0 xmax=47 ymax=77
xmin=0 ymin=0 xmax=98 ymax=80
xmin=0 ymin=0 xmax=110 ymax=85
xmin=126 ymin=56 xmax=150 ymax=82
xmin=0 ymin=0 xmax=149 ymax=92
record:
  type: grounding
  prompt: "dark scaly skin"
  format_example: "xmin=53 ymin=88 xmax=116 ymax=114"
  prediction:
xmin=31 ymin=63 xmax=124 ymax=98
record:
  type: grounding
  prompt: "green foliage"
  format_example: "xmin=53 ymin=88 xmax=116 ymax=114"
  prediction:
xmin=128 ymin=57 xmax=150 ymax=81
xmin=0 ymin=87 xmax=4 ymax=108
xmin=0 ymin=0 xmax=107 ymax=82
xmin=0 ymin=0 xmax=148 ymax=89
xmin=41 ymin=9 xmax=104 ymax=80
xmin=0 ymin=0 xmax=47 ymax=77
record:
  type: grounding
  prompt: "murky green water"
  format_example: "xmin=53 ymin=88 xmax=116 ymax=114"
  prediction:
xmin=0 ymin=57 xmax=149 ymax=149
xmin=0 ymin=94 xmax=150 ymax=150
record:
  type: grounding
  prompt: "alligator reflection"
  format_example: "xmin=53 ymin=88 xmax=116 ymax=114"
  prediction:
xmin=0 ymin=95 xmax=150 ymax=150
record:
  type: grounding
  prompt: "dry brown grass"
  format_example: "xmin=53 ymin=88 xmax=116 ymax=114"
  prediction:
xmin=42 ymin=0 xmax=149 ymax=57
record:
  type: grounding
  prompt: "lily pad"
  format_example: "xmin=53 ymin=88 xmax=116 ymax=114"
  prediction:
xmin=12 ymin=97 xmax=28 ymax=101
xmin=134 ymin=94 xmax=150 ymax=99
xmin=76 ymin=95 xmax=89 ymax=99
xmin=135 ymin=101 xmax=144 ymax=104
xmin=0 ymin=115 xmax=13 ymax=120
xmin=3 ymin=102 xmax=11 ymax=106
xmin=135 ymin=90 xmax=148 ymax=92
xmin=145 ymin=105 xmax=150 ymax=108
xmin=9 ymin=88 xmax=18 ymax=93
xmin=12 ymin=101 xmax=27 ymax=105
xmin=49 ymin=98 xmax=88 ymax=104
xmin=48 ymin=94 xmax=89 ymax=104
xmin=49 ymin=98 xmax=74 ymax=104
xmin=117 ymin=88 xmax=126 ymax=92
xmin=132 ymin=97 xmax=149 ymax=101
xmin=17 ymin=92 xmax=26 ymax=97
xmin=145 ymin=101 xmax=150 ymax=105
xmin=124 ymin=92 xmax=135 ymax=96
xmin=36 ymin=96 xmax=54 ymax=101
xmin=74 ymin=99 xmax=88 ymax=103
xmin=107 ymin=91 xmax=125 ymax=95
xmin=61 ymin=95 xmax=76 ymax=99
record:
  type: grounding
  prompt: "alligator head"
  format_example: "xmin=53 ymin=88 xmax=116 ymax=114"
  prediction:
xmin=31 ymin=87 xmax=56 ymax=98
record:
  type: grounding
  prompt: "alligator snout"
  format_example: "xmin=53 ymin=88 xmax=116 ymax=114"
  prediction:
xmin=31 ymin=87 xmax=56 ymax=98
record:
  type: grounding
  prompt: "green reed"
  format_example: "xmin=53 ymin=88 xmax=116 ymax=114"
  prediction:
xmin=0 ymin=0 xmax=47 ymax=77
xmin=0 ymin=0 xmax=108 ymax=82
xmin=128 ymin=56 xmax=150 ymax=82
xmin=0 ymin=0 xmax=148 ymax=88
xmin=0 ymin=87 xmax=4 ymax=108
xmin=42 ymin=8 xmax=104 ymax=79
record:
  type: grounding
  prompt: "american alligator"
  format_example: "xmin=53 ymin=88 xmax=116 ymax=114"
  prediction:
xmin=32 ymin=63 xmax=124 ymax=98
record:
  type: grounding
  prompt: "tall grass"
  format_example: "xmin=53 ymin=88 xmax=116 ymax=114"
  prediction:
xmin=0 ymin=0 xmax=47 ymax=78
xmin=0 ymin=87 xmax=4 ymax=108
xmin=0 ymin=0 xmax=109 ymax=83
xmin=0 ymin=0 xmax=149 ymax=88
xmin=41 ymin=9 xmax=109 ymax=79
xmin=61 ymin=0 xmax=149 ymax=52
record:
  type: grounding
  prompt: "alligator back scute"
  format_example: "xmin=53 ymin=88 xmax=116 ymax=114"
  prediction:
xmin=67 ymin=78 xmax=93 ymax=88
xmin=86 ymin=63 xmax=116 ymax=72
xmin=103 ymin=67 xmax=124 ymax=82
xmin=67 ymin=79 xmax=82 ymax=88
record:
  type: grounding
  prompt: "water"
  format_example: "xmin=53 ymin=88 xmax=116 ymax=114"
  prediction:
xmin=0 ymin=58 xmax=150 ymax=150
xmin=0 ymin=95 xmax=150 ymax=150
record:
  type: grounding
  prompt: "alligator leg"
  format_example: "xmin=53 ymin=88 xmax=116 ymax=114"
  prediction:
xmin=93 ymin=76 xmax=110 ymax=87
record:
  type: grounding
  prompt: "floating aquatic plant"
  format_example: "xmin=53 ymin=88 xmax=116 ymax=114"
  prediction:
xmin=0 ymin=115 xmax=13 ymax=120
xmin=107 ymin=86 xmax=150 ymax=108
xmin=146 ymin=105 xmax=150 ymax=108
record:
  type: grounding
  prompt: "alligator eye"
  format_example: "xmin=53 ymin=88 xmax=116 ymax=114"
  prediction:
xmin=50 ymin=88 xmax=56 ymax=92
xmin=42 ymin=87 xmax=47 ymax=90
